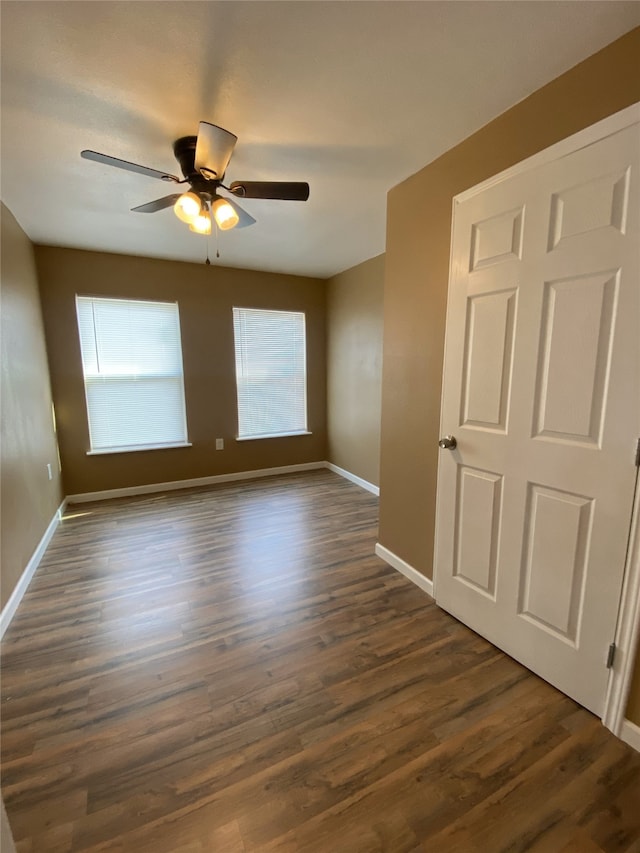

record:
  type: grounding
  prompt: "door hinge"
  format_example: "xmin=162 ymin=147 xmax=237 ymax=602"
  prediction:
xmin=606 ymin=643 xmax=616 ymax=669
xmin=635 ymin=437 xmax=640 ymax=467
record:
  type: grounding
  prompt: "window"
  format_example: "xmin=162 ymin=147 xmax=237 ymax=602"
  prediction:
xmin=233 ymin=307 xmax=308 ymax=440
xmin=76 ymin=296 xmax=189 ymax=454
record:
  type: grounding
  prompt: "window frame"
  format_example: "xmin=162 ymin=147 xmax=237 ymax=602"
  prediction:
xmin=232 ymin=305 xmax=311 ymax=441
xmin=75 ymin=295 xmax=191 ymax=456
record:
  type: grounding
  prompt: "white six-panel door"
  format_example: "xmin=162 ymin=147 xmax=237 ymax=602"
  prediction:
xmin=434 ymin=115 xmax=639 ymax=716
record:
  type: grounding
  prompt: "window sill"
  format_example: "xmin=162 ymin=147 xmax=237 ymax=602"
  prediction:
xmin=86 ymin=442 xmax=192 ymax=456
xmin=236 ymin=431 xmax=312 ymax=442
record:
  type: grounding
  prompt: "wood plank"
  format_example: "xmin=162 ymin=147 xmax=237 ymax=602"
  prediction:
xmin=2 ymin=471 xmax=639 ymax=852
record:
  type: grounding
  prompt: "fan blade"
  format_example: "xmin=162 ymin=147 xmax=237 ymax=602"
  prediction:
xmin=223 ymin=197 xmax=256 ymax=229
xmin=194 ymin=122 xmax=238 ymax=180
xmin=131 ymin=194 xmax=182 ymax=213
xmin=81 ymin=150 xmax=180 ymax=182
xmin=229 ymin=181 xmax=310 ymax=201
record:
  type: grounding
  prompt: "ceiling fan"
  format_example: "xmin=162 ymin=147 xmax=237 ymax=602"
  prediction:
xmin=81 ymin=121 xmax=310 ymax=235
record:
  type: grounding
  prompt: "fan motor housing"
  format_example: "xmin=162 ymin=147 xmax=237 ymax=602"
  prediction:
xmin=172 ymin=136 xmax=198 ymax=180
xmin=173 ymin=135 xmax=223 ymax=195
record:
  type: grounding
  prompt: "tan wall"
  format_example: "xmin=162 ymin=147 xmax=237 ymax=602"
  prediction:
xmin=1 ymin=204 xmax=64 ymax=610
xmin=378 ymin=30 xmax=640 ymax=719
xmin=35 ymin=247 xmax=327 ymax=496
xmin=326 ymin=254 xmax=384 ymax=487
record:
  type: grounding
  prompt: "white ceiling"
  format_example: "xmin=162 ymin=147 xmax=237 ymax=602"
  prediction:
xmin=1 ymin=2 xmax=638 ymax=279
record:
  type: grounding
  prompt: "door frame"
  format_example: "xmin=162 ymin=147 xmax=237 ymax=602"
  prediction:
xmin=602 ymin=470 xmax=640 ymax=744
xmin=436 ymin=101 xmax=640 ymax=740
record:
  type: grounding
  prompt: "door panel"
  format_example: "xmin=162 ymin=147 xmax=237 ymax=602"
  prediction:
xmin=548 ymin=168 xmax=630 ymax=249
xmin=435 ymin=117 xmax=639 ymax=715
xmin=518 ymin=483 xmax=592 ymax=644
xmin=454 ymin=467 xmax=502 ymax=598
xmin=533 ymin=271 xmax=618 ymax=445
xmin=461 ymin=289 xmax=517 ymax=431
xmin=470 ymin=206 xmax=525 ymax=270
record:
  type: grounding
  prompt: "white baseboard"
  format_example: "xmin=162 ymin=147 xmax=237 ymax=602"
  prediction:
xmin=66 ymin=461 xmax=327 ymax=504
xmin=620 ymin=719 xmax=640 ymax=753
xmin=325 ymin=462 xmax=379 ymax=496
xmin=0 ymin=498 xmax=67 ymax=639
xmin=375 ymin=542 xmax=434 ymax=598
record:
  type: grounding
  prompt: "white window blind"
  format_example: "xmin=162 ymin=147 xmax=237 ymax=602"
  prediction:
xmin=76 ymin=296 xmax=189 ymax=453
xmin=233 ymin=307 xmax=308 ymax=439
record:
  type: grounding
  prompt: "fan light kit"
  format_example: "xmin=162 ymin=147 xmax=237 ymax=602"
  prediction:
xmin=173 ymin=191 xmax=202 ymax=223
xmin=210 ymin=197 xmax=239 ymax=230
xmin=81 ymin=121 xmax=310 ymax=239
xmin=188 ymin=207 xmax=212 ymax=235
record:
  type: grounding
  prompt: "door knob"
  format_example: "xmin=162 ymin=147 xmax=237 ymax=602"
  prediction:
xmin=438 ymin=435 xmax=457 ymax=450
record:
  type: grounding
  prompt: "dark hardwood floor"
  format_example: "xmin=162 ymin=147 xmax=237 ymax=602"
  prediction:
xmin=1 ymin=470 xmax=639 ymax=852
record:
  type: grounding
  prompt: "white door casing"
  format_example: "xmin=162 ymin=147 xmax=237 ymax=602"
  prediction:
xmin=434 ymin=111 xmax=639 ymax=717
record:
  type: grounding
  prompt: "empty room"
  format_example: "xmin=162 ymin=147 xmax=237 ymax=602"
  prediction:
xmin=1 ymin=3 xmax=640 ymax=851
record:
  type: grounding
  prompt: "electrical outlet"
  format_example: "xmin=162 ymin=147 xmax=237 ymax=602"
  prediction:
xmin=215 ymin=438 xmax=224 ymax=451
xmin=47 ymin=463 xmax=53 ymax=480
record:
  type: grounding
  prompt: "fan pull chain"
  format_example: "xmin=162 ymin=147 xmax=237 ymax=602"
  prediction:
xmin=204 ymin=225 xmax=220 ymax=265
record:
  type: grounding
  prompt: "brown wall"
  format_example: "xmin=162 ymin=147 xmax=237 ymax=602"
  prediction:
xmin=1 ymin=205 xmax=64 ymax=610
xmin=326 ymin=254 xmax=384 ymax=487
xmin=378 ymin=30 xmax=640 ymax=719
xmin=35 ymin=247 xmax=327 ymax=496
